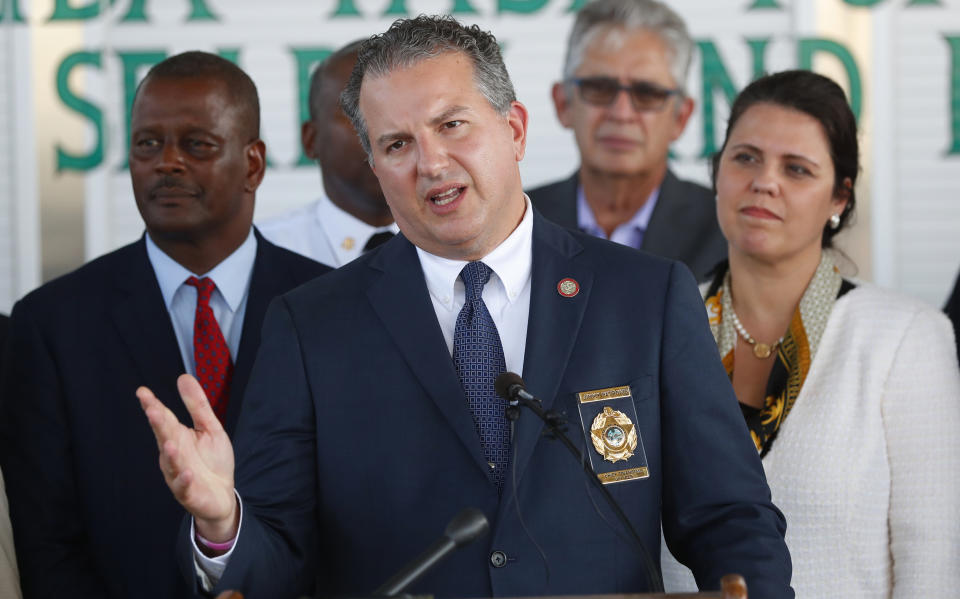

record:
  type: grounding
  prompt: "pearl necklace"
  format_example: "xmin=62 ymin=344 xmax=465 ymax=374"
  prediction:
xmin=727 ymin=304 xmax=784 ymax=359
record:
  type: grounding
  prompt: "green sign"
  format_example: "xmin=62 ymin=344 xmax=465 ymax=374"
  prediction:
xmin=947 ymin=35 xmax=960 ymax=155
xmin=56 ymin=51 xmax=104 ymax=172
xmin=49 ymin=0 xmax=217 ymax=21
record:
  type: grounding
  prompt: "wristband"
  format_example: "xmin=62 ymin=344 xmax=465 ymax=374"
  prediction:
xmin=195 ymin=531 xmax=236 ymax=552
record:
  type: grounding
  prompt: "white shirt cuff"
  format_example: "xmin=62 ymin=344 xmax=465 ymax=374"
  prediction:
xmin=190 ymin=489 xmax=243 ymax=592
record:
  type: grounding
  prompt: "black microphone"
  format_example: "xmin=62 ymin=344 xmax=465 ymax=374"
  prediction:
xmin=372 ymin=508 xmax=489 ymax=597
xmin=494 ymin=372 xmax=535 ymax=405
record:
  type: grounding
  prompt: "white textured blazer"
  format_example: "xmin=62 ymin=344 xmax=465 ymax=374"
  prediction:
xmin=0 ymin=469 xmax=22 ymax=599
xmin=662 ymin=283 xmax=960 ymax=598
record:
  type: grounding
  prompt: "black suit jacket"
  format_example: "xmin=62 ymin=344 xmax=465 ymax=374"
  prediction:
xmin=946 ymin=269 xmax=960 ymax=363
xmin=0 ymin=230 xmax=329 ymax=599
xmin=191 ymin=212 xmax=792 ymax=599
xmin=0 ymin=314 xmax=7 ymax=393
xmin=527 ymin=170 xmax=727 ymax=281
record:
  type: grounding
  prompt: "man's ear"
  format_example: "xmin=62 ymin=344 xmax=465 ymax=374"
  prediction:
xmin=551 ymin=82 xmax=573 ymax=129
xmin=244 ymin=139 xmax=267 ymax=192
xmin=670 ymin=95 xmax=695 ymax=141
xmin=507 ymin=100 xmax=529 ymax=162
xmin=301 ymin=120 xmax=319 ymax=161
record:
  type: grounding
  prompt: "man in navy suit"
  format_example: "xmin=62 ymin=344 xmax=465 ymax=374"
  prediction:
xmin=527 ymin=0 xmax=725 ymax=280
xmin=139 ymin=17 xmax=793 ymax=599
xmin=0 ymin=52 xmax=329 ymax=599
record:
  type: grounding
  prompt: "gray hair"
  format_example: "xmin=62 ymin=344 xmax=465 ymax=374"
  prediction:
xmin=563 ymin=0 xmax=693 ymax=96
xmin=340 ymin=15 xmax=516 ymax=162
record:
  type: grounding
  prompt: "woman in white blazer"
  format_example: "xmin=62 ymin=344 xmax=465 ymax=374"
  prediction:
xmin=661 ymin=70 xmax=960 ymax=598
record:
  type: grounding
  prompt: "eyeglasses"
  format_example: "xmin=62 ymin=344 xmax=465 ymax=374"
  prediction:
xmin=567 ymin=77 xmax=681 ymax=112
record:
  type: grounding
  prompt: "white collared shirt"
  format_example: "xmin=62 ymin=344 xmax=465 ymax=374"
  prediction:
xmin=416 ymin=195 xmax=534 ymax=375
xmin=576 ymin=184 xmax=660 ymax=250
xmin=257 ymin=194 xmax=399 ymax=267
xmin=145 ymin=229 xmax=257 ymax=374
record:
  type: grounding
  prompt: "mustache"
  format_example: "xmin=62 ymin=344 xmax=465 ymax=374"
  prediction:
xmin=148 ymin=176 xmax=202 ymax=198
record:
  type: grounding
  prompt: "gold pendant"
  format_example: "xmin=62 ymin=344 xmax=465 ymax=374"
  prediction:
xmin=753 ymin=342 xmax=772 ymax=359
xmin=590 ymin=406 xmax=638 ymax=463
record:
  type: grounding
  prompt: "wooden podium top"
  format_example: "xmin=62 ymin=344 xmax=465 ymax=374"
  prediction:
xmin=213 ymin=574 xmax=748 ymax=599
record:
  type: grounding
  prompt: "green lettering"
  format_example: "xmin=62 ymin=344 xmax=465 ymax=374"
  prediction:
xmin=120 ymin=0 xmax=217 ymax=21
xmin=381 ymin=0 xmax=408 ymax=16
xmin=329 ymin=0 xmax=362 ymax=17
xmin=450 ymin=0 xmax=479 ymax=14
xmin=292 ymin=48 xmax=334 ymax=166
xmin=217 ymin=48 xmax=240 ymax=64
xmin=56 ymin=51 xmax=104 ymax=171
xmin=566 ymin=0 xmax=587 ymax=11
xmin=697 ymin=41 xmax=740 ymax=158
xmin=747 ymin=38 xmax=771 ymax=79
xmin=797 ymin=38 xmax=862 ymax=120
xmin=498 ymin=0 xmax=548 ymax=14
xmin=381 ymin=0 xmax=477 ymax=15
xmin=748 ymin=0 xmax=782 ymax=8
xmin=49 ymin=0 xmax=111 ymax=20
xmin=119 ymin=50 xmax=167 ymax=169
xmin=1 ymin=0 xmax=26 ymax=22
xmin=947 ymin=36 xmax=960 ymax=155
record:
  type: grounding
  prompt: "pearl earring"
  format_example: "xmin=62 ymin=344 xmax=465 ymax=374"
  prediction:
xmin=829 ymin=213 xmax=841 ymax=230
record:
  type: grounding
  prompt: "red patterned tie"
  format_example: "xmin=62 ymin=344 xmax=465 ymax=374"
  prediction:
xmin=185 ymin=276 xmax=233 ymax=423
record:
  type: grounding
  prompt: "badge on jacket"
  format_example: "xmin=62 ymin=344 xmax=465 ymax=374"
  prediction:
xmin=576 ymin=385 xmax=649 ymax=484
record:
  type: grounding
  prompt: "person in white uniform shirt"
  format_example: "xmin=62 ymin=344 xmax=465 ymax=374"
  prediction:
xmin=258 ymin=40 xmax=398 ymax=266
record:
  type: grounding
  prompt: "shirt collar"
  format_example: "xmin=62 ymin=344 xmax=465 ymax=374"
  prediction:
xmin=576 ymin=184 xmax=661 ymax=237
xmin=417 ymin=195 xmax=533 ymax=306
xmin=145 ymin=227 xmax=257 ymax=312
xmin=315 ymin=194 xmax=400 ymax=265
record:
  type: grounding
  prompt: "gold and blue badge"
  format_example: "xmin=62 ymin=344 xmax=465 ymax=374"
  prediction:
xmin=576 ymin=385 xmax=649 ymax=484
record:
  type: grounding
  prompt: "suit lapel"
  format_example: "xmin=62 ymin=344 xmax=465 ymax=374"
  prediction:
xmin=366 ymin=235 xmax=492 ymax=478
xmin=109 ymin=239 xmax=190 ymax=424
xmin=509 ymin=214 xmax=593 ymax=488
xmin=223 ymin=232 xmax=278 ymax=435
xmin=641 ymin=169 xmax=684 ymax=256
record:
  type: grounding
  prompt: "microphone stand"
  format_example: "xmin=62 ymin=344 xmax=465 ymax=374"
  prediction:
xmin=505 ymin=395 xmax=664 ymax=593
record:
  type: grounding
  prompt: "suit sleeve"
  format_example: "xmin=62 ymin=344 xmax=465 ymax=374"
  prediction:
xmin=0 ymin=301 xmax=111 ymax=597
xmin=180 ymin=297 xmax=319 ymax=597
xmin=883 ymin=308 xmax=960 ymax=597
xmin=657 ymin=262 xmax=794 ymax=599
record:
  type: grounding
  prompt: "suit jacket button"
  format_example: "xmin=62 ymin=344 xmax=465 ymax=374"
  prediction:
xmin=489 ymin=550 xmax=507 ymax=568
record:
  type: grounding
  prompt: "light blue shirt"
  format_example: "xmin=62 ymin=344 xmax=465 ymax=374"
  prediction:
xmin=576 ymin=185 xmax=660 ymax=250
xmin=144 ymin=229 xmax=257 ymax=376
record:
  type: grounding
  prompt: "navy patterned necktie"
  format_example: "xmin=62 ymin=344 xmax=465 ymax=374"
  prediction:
xmin=453 ymin=261 xmax=510 ymax=492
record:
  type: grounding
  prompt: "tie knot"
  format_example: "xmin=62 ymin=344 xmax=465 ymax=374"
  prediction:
xmin=186 ymin=276 xmax=216 ymax=304
xmin=460 ymin=261 xmax=492 ymax=302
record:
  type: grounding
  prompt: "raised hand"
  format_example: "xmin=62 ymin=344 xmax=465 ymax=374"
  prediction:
xmin=137 ymin=374 xmax=238 ymax=542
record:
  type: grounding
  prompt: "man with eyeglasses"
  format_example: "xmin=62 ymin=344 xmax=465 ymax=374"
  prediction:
xmin=529 ymin=0 xmax=726 ymax=281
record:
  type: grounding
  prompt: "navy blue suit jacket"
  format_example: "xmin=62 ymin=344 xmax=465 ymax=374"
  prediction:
xmin=197 ymin=213 xmax=792 ymax=598
xmin=0 ymin=231 xmax=329 ymax=599
xmin=527 ymin=170 xmax=727 ymax=281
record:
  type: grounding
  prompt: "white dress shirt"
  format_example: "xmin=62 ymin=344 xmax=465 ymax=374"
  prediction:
xmin=257 ymin=194 xmax=399 ymax=267
xmin=416 ymin=195 xmax=533 ymax=374
xmin=193 ymin=196 xmax=534 ymax=587
xmin=145 ymin=229 xmax=257 ymax=373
